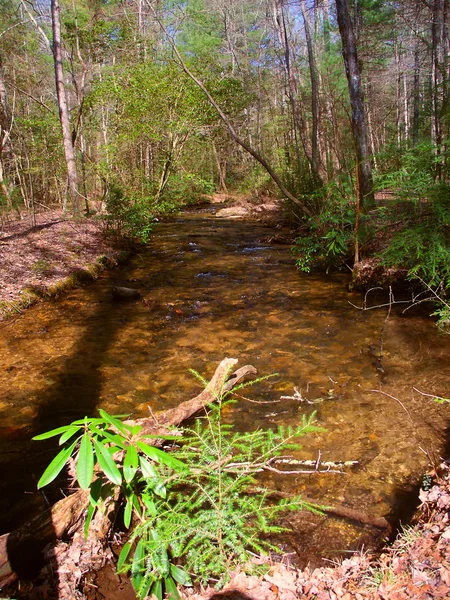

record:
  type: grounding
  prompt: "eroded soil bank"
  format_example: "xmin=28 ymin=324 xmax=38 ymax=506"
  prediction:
xmin=0 ymin=209 xmax=124 ymax=317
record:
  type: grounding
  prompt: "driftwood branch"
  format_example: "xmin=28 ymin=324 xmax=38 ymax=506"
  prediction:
xmin=0 ymin=358 xmax=256 ymax=591
xmin=262 ymin=488 xmax=390 ymax=530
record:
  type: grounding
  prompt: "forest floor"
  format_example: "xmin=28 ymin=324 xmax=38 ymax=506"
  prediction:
xmin=0 ymin=208 xmax=124 ymax=319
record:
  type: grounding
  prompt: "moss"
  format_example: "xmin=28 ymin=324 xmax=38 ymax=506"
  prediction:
xmin=0 ymin=250 xmax=133 ymax=321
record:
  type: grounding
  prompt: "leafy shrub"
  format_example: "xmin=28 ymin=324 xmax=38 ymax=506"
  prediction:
xmin=292 ymin=178 xmax=356 ymax=272
xmin=34 ymin=372 xmax=322 ymax=599
xmin=102 ymin=185 xmax=156 ymax=244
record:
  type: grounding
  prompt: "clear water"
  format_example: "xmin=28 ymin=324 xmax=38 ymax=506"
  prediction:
xmin=1 ymin=208 xmax=449 ymax=565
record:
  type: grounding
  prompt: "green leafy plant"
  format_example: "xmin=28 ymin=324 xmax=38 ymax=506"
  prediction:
xmin=33 ymin=410 xmax=186 ymax=537
xmin=118 ymin=371 xmax=323 ymax=595
xmin=35 ymin=373 xmax=323 ymax=599
xmin=102 ymin=185 xmax=157 ymax=244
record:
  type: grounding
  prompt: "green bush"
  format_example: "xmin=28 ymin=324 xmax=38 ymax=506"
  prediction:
xmin=34 ymin=371 xmax=323 ymax=599
xmin=292 ymin=177 xmax=356 ymax=272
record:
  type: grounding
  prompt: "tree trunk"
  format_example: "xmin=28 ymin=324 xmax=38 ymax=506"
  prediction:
xmin=300 ymin=0 xmax=322 ymax=186
xmin=51 ymin=0 xmax=80 ymax=215
xmin=335 ymin=0 xmax=375 ymax=211
xmin=412 ymin=43 xmax=420 ymax=147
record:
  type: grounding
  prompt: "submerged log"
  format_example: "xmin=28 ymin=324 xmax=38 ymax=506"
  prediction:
xmin=0 ymin=358 xmax=257 ymax=591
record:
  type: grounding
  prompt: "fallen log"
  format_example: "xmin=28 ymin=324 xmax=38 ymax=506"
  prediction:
xmin=0 ymin=358 xmax=257 ymax=592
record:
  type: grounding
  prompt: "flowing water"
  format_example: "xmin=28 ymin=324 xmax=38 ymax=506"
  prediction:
xmin=1 ymin=207 xmax=449 ymax=566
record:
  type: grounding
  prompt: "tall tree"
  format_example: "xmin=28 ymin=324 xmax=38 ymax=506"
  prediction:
xmin=51 ymin=0 xmax=80 ymax=214
xmin=335 ymin=0 xmax=375 ymax=210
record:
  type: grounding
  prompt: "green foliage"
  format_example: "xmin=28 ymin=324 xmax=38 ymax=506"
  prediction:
xmin=119 ymin=373 xmax=322 ymax=595
xmin=102 ymin=185 xmax=156 ymax=244
xmin=35 ymin=371 xmax=322 ymax=599
xmin=162 ymin=172 xmax=215 ymax=205
xmin=33 ymin=409 xmax=185 ymax=539
xmin=292 ymin=178 xmax=356 ymax=272
xmin=377 ymin=146 xmax=450 ymax=286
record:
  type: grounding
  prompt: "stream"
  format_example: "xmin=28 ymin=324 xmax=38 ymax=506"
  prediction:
xmin=1 ymin=206 xmax=450 ymax=567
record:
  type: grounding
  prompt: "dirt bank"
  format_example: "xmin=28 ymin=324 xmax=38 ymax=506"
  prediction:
xmin=0 ymin=209 xmax=124 ymax=319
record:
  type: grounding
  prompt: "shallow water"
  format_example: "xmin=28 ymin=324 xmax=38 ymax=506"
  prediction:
xmin=1 ymin=207 xmax=449 ymax=565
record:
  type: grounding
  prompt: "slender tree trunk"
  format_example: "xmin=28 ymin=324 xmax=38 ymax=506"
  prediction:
xmin=412 ymin=44 xmax=420 ymax=146
xmin=300 ymin=0 xmax=322 ymax=185
xmin=51 ymin=0 xmax=80 ymax=214
xmin=212 ymin=139 xmax=228 ymax=192
xmin=335 ymin=0 xmax=375 ymax=210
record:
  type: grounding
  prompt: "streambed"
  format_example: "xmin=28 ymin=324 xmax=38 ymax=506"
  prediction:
xmin=1 ymin=207 xmax=449 ymax=566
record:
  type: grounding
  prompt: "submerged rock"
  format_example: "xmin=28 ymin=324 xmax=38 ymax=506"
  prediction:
xmin=111 ymin=286 xmax=141 ymax=301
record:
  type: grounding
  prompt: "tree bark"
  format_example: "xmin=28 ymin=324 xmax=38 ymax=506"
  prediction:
xmin=300 ymin=0 xmax=322 ymax=186
xmin=335 ymin=0 xmax=375 ymax=211
xmin=51 ymin=0 xmax=80 ymax=214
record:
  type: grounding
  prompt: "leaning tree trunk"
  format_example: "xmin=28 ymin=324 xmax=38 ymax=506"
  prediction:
xmin=152 ymin=8 xmax=314 ymax=218
xmin=335 ymin=0 xmax=375 ymax=211
xmin=51 ymin=0 xmax=80 ymax=215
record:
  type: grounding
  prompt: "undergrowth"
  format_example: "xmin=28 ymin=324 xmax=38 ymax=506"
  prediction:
xmin=34 ymin=368 xmax=323 ymax=599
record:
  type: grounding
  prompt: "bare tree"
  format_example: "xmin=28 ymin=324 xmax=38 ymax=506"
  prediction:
xmin=51 ymin=0 xmax=80 ymax=214
xmin=335 ymin=0 xmax=375 ymax=210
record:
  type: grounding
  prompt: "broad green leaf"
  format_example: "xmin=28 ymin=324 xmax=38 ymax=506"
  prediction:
xmin=90 ymin=425 xmax=126 ymax=449
xmin=170 ymin=564 xmax=192 ymax=586
xmin=139 ymin=456 xmax=158 ymax=478
xmin=147 ymin=478 xmax=166 ymax=499
xmin=37 ymin=439 xmax=78 ymax=489
xmin=77 ymin=432 xmax=95 ymax=490
xmin=93 ymin=438 xmax=122 ymax=485
xmin=165 ymin=576 xmax=181 ymax=600
xmin=98 ymin=409 xmax=128 ymax=435
xmin=71 ymin=417 xmax=105 ymax=425
xmin=136 ymin=441 xmax=187 ymax=471
xmin=59 ymin=426 xmax=82 ymax=445
xmin=141 ymin=493 xmax=156 ymax=516
xmin=131 ymin=538 xmax=145 ymax=591
xmin=88 ymin=478 xmax=103 ymax=507
xmin=129 ymin=425 xmax=142 ymax=436
xmin=132 ymin=493 xmax=142 ymax=518
xmin=33 ymin=425 xmax=77 ymax=441
xmin=123 ymin=444 xmax=139 ymax=483
xmin=124 ymin=495 xmax=133 ymax=528
xmin=117 ymin=541 xmax=132 ymax=572
xmin=151 ymin=580 xmax=163 ymax=600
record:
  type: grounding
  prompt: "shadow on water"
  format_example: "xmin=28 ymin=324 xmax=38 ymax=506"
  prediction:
xmin=1 ymin=277 xmax=138 ymax=596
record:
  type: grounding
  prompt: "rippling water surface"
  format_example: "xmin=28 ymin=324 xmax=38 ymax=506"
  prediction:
xmin=1 ymin=207 xmax=449 ymax=565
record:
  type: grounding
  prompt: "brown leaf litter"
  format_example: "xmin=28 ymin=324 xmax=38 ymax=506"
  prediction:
xmin=180 ymin=463 xmax=450 ymax=600
xmin=0 ymin=209 xmax=122 ymax=317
